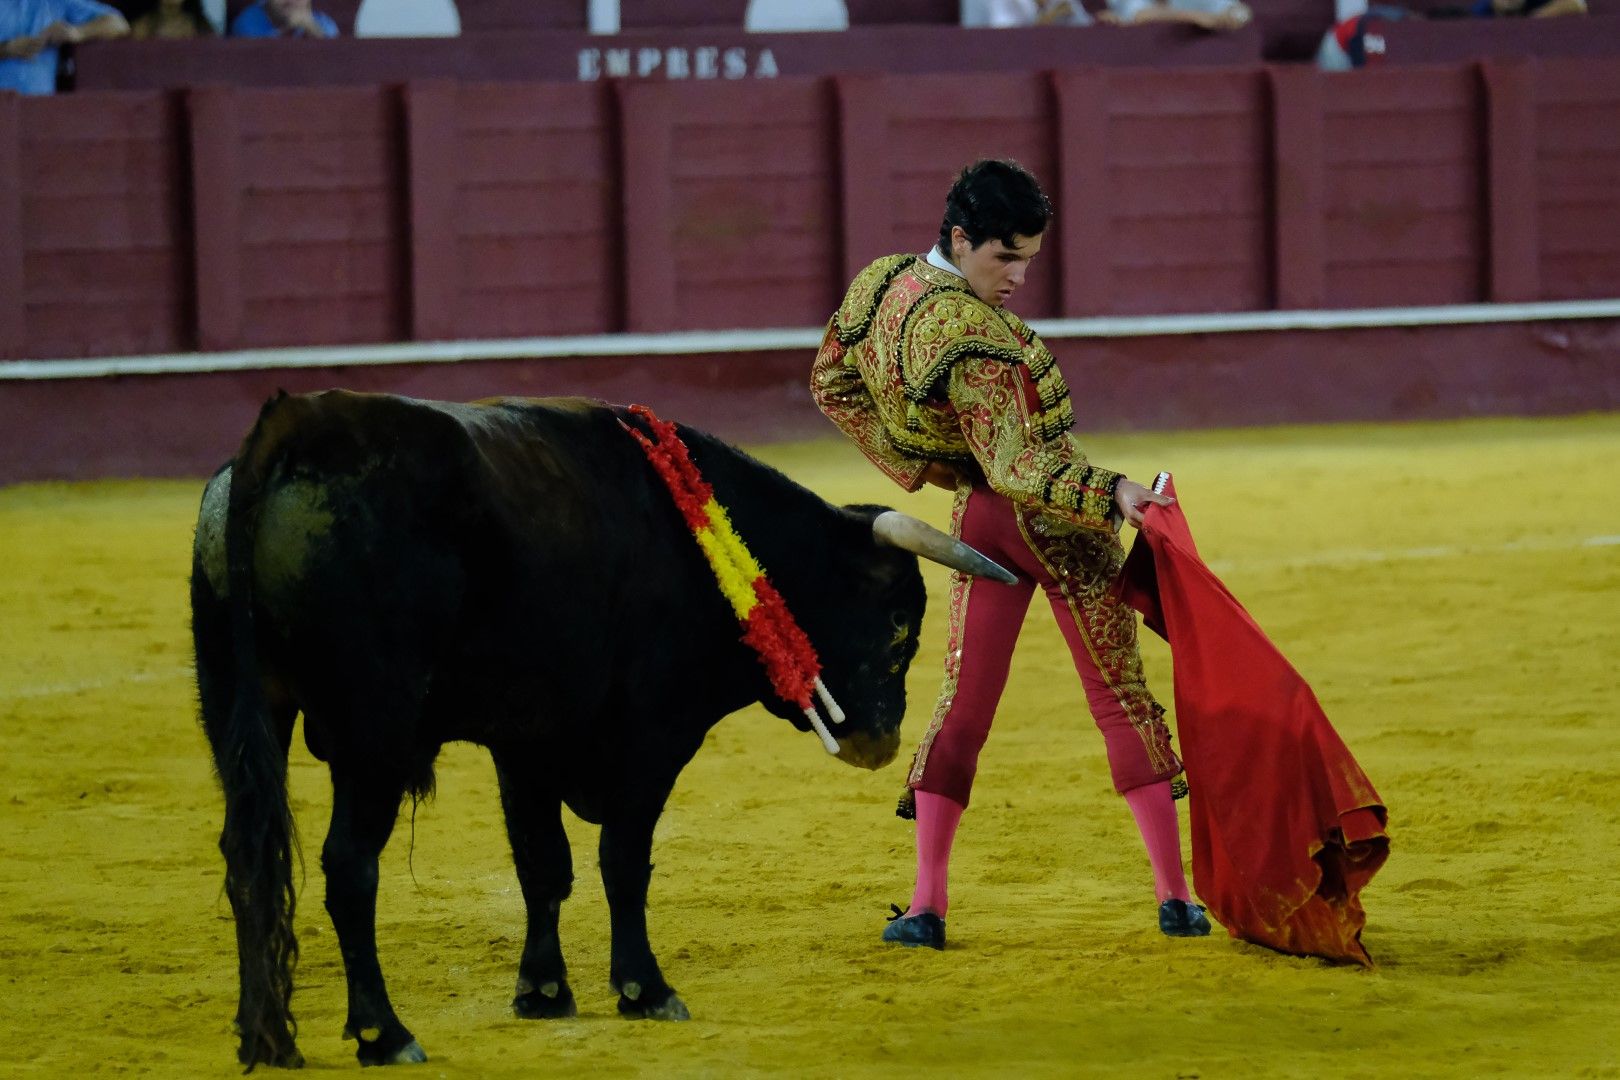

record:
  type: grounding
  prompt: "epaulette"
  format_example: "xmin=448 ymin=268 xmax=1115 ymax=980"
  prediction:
xmin=833 ymin=255 xmax=916 ymax=346
xmin=897 ymin=289 xmax=1026 ymax=402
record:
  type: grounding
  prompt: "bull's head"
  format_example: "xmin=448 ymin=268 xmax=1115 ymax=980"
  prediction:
xmin=775 ymin=509 xmax=1015 ymax=771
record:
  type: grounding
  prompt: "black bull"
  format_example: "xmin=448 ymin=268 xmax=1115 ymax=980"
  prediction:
xmin=191 ymin=391 xmax=1011 ymax=1068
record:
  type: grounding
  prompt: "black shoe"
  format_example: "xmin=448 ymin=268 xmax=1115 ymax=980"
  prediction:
xmin=882 ymin=904 xmax=945 ymax=950
xmin=1159 ymin=898 xmax=1212 ymax=937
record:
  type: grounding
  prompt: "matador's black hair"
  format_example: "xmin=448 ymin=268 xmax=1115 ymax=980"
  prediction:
xmin=938 ymin=158 xmax=1052 ymax=254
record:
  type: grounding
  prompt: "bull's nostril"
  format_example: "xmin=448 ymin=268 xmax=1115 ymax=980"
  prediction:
xmin=834 ymin=730 xmax=902 ymax=771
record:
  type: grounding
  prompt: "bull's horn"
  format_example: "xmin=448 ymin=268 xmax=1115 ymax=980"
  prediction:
xmin=872 ymin=511 xmax=1018 ymax=585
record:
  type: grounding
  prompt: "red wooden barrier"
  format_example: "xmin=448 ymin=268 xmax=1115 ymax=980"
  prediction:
xmin=240 ymin=86 xmax=408 ymax=349
xmin=0 ymin=94 xmax=22 ymax=360
xmin=1104 ymin=68 xmax=1272 ymax=314
xmin=1536 ymin=58 xmax=1620 ymax=300
xmin=655 ymin=79 xmax=840 ymax=330
xmin=449 ymin=81 xmax=620 ymax=337
xmin=1269 ymin=66 xmax=1326 ymax=308
xmin=16 ymin=91 xmax=191 ymax=359
xmin=1484 ymin=59 xmax=1540 ymax=303
xmin=4 ymin=60 xmax=1620 ymax=363
xmin=1320 ymin=65 xmax=1483 ymax=308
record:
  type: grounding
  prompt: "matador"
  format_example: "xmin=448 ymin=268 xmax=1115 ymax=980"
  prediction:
xmin=810 ymin=159 xmax=1210 ymax=948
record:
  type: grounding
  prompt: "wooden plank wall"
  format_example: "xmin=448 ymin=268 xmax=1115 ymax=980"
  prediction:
xmin=446 ymin=82 xmax=619 ymax=337
xmin=1100 ymin=69 xmax=1271 ymax=314
xmin=15 ymin=92 xmax=190 ymax=359
xmin=1536 ymin=58 xmax=1620 ymax=300
xmin=1320 ymin=66 xmax=1484 ymax=308
xmin=4 ymin=60 xmax=1620 ymax=361
xmin=235 ymin=87 xmax=407 ymax=349
xmin=654 ymin=80 xmax=840 ymax=330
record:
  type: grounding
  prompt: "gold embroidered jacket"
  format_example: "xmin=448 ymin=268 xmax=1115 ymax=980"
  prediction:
xmin=810 ymin=254 xmax=1120 ymax=533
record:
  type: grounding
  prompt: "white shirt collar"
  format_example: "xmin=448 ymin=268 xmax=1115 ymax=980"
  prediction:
xmin=925 ymin=245 xmax=964 ymax=278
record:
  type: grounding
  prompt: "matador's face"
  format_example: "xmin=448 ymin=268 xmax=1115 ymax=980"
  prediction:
xmin=951 ymin=229 xmax=1043 ymax=308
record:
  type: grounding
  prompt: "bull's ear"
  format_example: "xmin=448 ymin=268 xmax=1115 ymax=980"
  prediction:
xmin=846 ymin=506 xmax=1017 ymax=584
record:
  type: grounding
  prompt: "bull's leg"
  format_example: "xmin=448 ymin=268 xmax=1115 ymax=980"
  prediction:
xmin=322 ymin=767 xmax=426 ymax=1066
xmin=492 ymin=755 xmax=576 ymax=1019
xmin=600 ymin=810 xmax=689 ymax=1020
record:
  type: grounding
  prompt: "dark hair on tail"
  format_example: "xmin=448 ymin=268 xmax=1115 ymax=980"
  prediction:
xmin=938 ymin=158 xmax=1053 ymax=255
xmin=199 ymin=391 xmax=304 ymax=1070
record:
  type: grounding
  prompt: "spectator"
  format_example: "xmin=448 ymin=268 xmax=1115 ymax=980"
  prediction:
xmin=1317 ymin=0 xmax=1585 ymax=72
xmin=1100 ymin=0 xmax=1253 ymax=30
xmin=129 ymin=0 xmax=215 ymax=38
xmin=1 ymin=0 xmax=129 ymax=95
xmin=963 ymin=0 xmax=1095 ymax=26
xmin=1457 ymin=0 xmax=1587 ymax=16
xmin=1316 ymin=4 xmax=1414 ymax=69
xmin=229 ymin=0 xmax=338 ymax=37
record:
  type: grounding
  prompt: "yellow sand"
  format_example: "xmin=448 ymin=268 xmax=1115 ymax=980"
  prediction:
xmin=2 ymin=414 xmax=1618 ymax=1078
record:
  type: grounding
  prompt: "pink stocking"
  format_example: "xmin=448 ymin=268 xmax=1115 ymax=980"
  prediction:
xmin=1123 ymin=780 xmax=1192 ymax=903
xmin=907 ymin=790 xmax=964 ymax=918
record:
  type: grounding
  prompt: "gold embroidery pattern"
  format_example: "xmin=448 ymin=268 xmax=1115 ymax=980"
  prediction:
xmin=997 ymin=309 xmax=1075 ymax=440
xmin=833 ymin=254 xmax=916 ymax=346
xmin=951 ymin=359 xmax=1119 ymax=533
xmin=906 ymin=482 xmax=975 ymax=791
xmin=1014 ymin=508 xmax=1181 ymax=780
xmin=812 ymin=255 xmax=1114 ymax=523
xmin=809 ymin=322 xmax=927 ymax=491
xmin=898 ymin=291 xmax=1026 ymax=402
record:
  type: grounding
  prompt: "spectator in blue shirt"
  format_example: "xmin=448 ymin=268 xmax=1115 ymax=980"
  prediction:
xmin=1 ymin=0 xmax=129 ymax=95
xmin=230 ymin=0 xmax=339 ymax=38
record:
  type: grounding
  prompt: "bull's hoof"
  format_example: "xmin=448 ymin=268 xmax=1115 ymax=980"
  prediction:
xmin=348 ymin=1023 xmax=427 ymax=1067
xmin=616 ymin=982 xmax=690 ymax=1021
xmin=357 ymin=1038 xmax=427 ymax=1067
xmin=237 ymin=1039 xmax=304 ymax=1069
xmin=513 ymin=979 xmax=577 ymax=1019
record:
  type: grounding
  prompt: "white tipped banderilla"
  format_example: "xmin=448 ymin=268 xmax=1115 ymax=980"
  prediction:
xmin=803 ymin=676 xmax=845 ymax=754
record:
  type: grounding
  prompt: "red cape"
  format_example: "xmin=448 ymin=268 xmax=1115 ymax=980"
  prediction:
xmin=1118 ymin=476 xmax=1389 ymax=966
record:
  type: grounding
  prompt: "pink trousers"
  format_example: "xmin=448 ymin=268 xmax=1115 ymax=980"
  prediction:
xmin=906 ymin=485 xmax=1182 ymax=808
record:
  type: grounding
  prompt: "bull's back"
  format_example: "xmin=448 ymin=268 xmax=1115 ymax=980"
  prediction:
xmin=221 ymin=393 xmax=688 ymax=734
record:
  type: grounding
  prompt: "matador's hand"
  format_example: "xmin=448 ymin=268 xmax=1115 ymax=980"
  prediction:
xmin=1114 ymin=478 xmax=1175 ymax=528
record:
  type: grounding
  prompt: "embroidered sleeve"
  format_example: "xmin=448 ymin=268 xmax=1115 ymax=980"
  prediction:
xmin=947 ymin=354 xmax=1121 ymax=532
xmin=810 ymin=322 xmax=927 ymax=492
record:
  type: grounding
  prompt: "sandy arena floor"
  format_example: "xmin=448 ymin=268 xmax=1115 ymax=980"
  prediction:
xmin=2 ymin=414 xmax=1618 ymax=1078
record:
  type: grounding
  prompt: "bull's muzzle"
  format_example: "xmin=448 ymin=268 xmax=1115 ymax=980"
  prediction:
xmin=832 ymin=728 xmax=901 ymax=771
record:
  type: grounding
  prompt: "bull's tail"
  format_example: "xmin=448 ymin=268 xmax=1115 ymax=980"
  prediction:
xmin=202 ymin=391 xmax=303 ymax=1070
